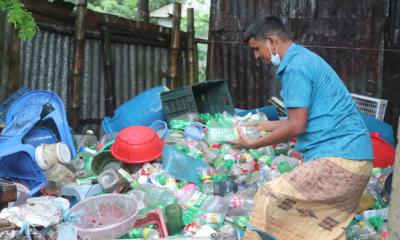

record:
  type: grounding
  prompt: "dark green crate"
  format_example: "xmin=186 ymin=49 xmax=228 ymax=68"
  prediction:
xmin=161 ymin=80 xmax=234 ymax=122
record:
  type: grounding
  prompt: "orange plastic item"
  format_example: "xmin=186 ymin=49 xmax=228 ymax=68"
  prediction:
xmin=111 ymin=126 xmax=163 ymax=164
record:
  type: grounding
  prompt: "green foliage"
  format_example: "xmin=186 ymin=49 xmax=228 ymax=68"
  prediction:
xmin=0 ymin=0 xmax=39 ymax=40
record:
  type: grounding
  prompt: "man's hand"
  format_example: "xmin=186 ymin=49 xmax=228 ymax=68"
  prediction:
xmin=230 ymin=127 xmax=256 ymax=149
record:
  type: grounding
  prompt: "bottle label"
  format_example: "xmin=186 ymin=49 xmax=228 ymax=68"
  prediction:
xmin=183 ymin=222 xmax=200 ymax=236
xmin=232 ymin=196 xmax=243 ymax=208
xmin=205 ymin=213 xmax=223 ymax=224
xmin=186 ymin=192 xmax=207 ymax=207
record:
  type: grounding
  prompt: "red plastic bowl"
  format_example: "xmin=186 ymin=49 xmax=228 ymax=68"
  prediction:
xmin=111 ymin=126 xmax=164 ymax=164
xmin=370 ymin=132 xmax=395 ymax=168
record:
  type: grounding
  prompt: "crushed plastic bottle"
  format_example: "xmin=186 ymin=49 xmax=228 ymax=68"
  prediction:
xmin=225 ymin=188 xmax=256 ymax=216
xmin=355 ymin=208 xmax=389 ymax=221
xmin=347 ymin=220 xmax=380 ymax=240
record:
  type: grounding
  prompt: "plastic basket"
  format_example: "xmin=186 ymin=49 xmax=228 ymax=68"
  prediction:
xmin=351 ymin=93 xmax=388 ymax=120
xmin=0 ymin=87 xmax=30 ymax=125
xmin=161 ymin=80 xmax=234 ymax=122
xmin=71 ymin=194 xmax=144 ymax=240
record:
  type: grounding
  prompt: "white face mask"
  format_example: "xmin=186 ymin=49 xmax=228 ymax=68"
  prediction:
xmin=267 ymin=40 xmax=281 ymax=66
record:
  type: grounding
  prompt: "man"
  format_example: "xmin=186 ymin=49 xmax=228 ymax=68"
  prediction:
xmin=234 ymin=16 xmax=374 ymax=240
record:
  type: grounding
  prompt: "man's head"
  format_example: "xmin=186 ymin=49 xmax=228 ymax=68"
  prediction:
xmin=243 ymin=16 xmax=291 ymax=65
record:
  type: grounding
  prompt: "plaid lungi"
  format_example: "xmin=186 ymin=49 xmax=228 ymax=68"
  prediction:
xmin=245 ymin=157 xmax=373 ymax=240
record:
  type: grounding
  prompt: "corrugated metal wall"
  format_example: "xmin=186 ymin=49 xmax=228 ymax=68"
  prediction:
xmin=0 ymin=0 xmax=188 ymax=134
xmin=17 ymin=29 xmax=174 ymax=134
xmin=207 ymin=0 xmax=389 ymax=110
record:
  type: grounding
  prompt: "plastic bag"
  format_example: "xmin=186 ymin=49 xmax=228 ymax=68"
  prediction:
xmin=162 ymin=145 xmax=211 ymax=184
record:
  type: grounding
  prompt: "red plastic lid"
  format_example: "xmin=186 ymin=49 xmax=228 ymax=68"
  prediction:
xmin=370 ymin=132 xmax=395 ymax=168
xmin=111 ymin=126 xmax=164 ymax=164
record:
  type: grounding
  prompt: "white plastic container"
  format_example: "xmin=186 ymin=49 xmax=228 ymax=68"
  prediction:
xmin=35 ymin=142 xmax=71 ymax=170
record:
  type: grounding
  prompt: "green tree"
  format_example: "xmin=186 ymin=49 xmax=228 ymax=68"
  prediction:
xmin=0 ymin=0 xmax=38 ymax=40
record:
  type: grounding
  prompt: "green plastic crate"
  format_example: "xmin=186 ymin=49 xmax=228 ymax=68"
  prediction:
xmin=161 ymin=80 xmax=234 ymax=122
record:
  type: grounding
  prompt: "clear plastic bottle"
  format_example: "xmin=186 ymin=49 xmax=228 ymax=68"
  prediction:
xmin=199 ymin=213 xmax=224 ymax=225
xmin=202 ymin=178 xmax=215 ymax=195
xmin=356 ymin=208 xmax=389 ymax=221
xmin=175 ymin=183 xmax=197 ymax=203
xmin=200 ymin=195 xmax=229 ymax=215
xmin=205 ymin=127 xmax=239 ymax=144
xmin=136 ymin=184 xmax=176 ymax=207
xmin=377 ymin=222 xmax=389 ymax=239
xmin=348 ymin=221 xmax=380 ymax=240
xmin=239 ymin=126 xmax=261 ymax=141
xmin=225 ymin=188 xmax=257 ymax=216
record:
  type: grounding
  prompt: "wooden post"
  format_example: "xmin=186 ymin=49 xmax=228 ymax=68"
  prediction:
xmin=136 ymin=0 xmax=149 ymax=23
xmin=186 ymin=8 xmax=196 ymax=85
xmin=388 ymin=117 xmax=400 ymax=239
xmin=101 ymin=17 xmax=116 ymax=116
xmin=69 ymin=0 xmax=87 ymax=132
xmin=6 ymin=28 xmax=21 ymax=96
xmin=167 ymin=3 xmax=181 ymax=90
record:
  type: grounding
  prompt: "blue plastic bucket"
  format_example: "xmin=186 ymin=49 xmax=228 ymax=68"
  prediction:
xmin=102 ymin=86 xmax=169 ymax=134
xmin=149 ymin=120 xmax=170 ymax=140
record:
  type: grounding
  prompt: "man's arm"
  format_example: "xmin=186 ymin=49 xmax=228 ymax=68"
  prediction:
xmin=233 ymin=108 xmax=308 ymax=148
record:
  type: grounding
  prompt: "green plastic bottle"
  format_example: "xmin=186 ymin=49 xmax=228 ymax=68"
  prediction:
xmin=165 ymin=203 xmax=184 ymax=235
xmin=278 ymin=161 xmax=292 ymax=174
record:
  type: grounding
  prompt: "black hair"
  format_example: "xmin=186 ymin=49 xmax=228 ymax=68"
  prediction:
xmin=243 ymin=16 xmax=290 ymax=43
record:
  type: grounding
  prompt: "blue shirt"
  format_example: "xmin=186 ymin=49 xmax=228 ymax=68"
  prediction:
xmin=276 ymin=43 xmax=373 ymax=162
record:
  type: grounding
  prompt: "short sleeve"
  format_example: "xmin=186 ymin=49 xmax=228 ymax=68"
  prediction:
xmin=281 ymin=67 xmax=312 ymax=108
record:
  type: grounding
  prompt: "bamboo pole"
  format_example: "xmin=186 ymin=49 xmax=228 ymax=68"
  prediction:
xmin=388 ymin=117 xmax=400 ymax=239
xmin=69 ymin=0 xmax=87 ymax=131
xmin=186 ymin=8 xmax=195 ymax=85
xmin=167 ymin=3 xmax=181 ymax=89
xmin=136 ymin=0 xmax=149 ymax=23
xmin=101 ymin=16 xmax=116 ymax=116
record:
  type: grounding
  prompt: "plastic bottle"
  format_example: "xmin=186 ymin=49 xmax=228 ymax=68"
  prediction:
xmin=185 ymin=191 xmax=208 ymax=208
xmin=356 ymin=192 xmax=376 ymax=214
xmin=347 ymin=221 xmax=380 ymax=240
xmin=126 ymin=189 xmax=145 ymax=202
xmin=117 ymin=168 xmax=139 ymax=189
xmin=165 ymin=203 xmax=184 ymax=235
xmin=199 ymin=213 xmax=224 ymax=225
xmin=200 ymin=195 xmax=229 ymax=214
xmin=277 ymin=161 xmax=293 ymax=174
xmin=377 ymin=222 xmax=389 ymax=239
xmin=217 ymin=223 xmax=237 ymax=240
xmin=225 ymin=188 xmax=256 ymax=216
xmin=240 ymin=126 xmax=262 ymax=140
xmin=128 ymin=227 xmax=160 ymax=238
xmin=272 ymin=154 xmax=300 ymax=169
xmin=214 ymin=178 xmax=238 ymax=197
xmin=202 ymin=178 xmax=215 ymax=195
xmin=355 ymin=208 xmax=389 ymax=221
xmin=175 ymin=183 xmax=197 ymax=203
xmin=137 ymin=184 xmax=176 ymax=207
xmin=205 ymin=127 xmax=239 ymax=144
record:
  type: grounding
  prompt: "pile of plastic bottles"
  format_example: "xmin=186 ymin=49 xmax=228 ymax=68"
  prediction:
xmin=6 ymin=111 xmax=393 ymax=240
xmin=346 ymin=167 xmax=393 ymax=240
xmin=113 ymin=112 xmax=304 ymax=238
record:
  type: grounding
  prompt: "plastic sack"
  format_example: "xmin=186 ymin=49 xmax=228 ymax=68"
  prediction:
xmin=162 ymin=145 xmax=211 ymax=184
xmin=0 ymin=196 xmax=70 ymax=228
